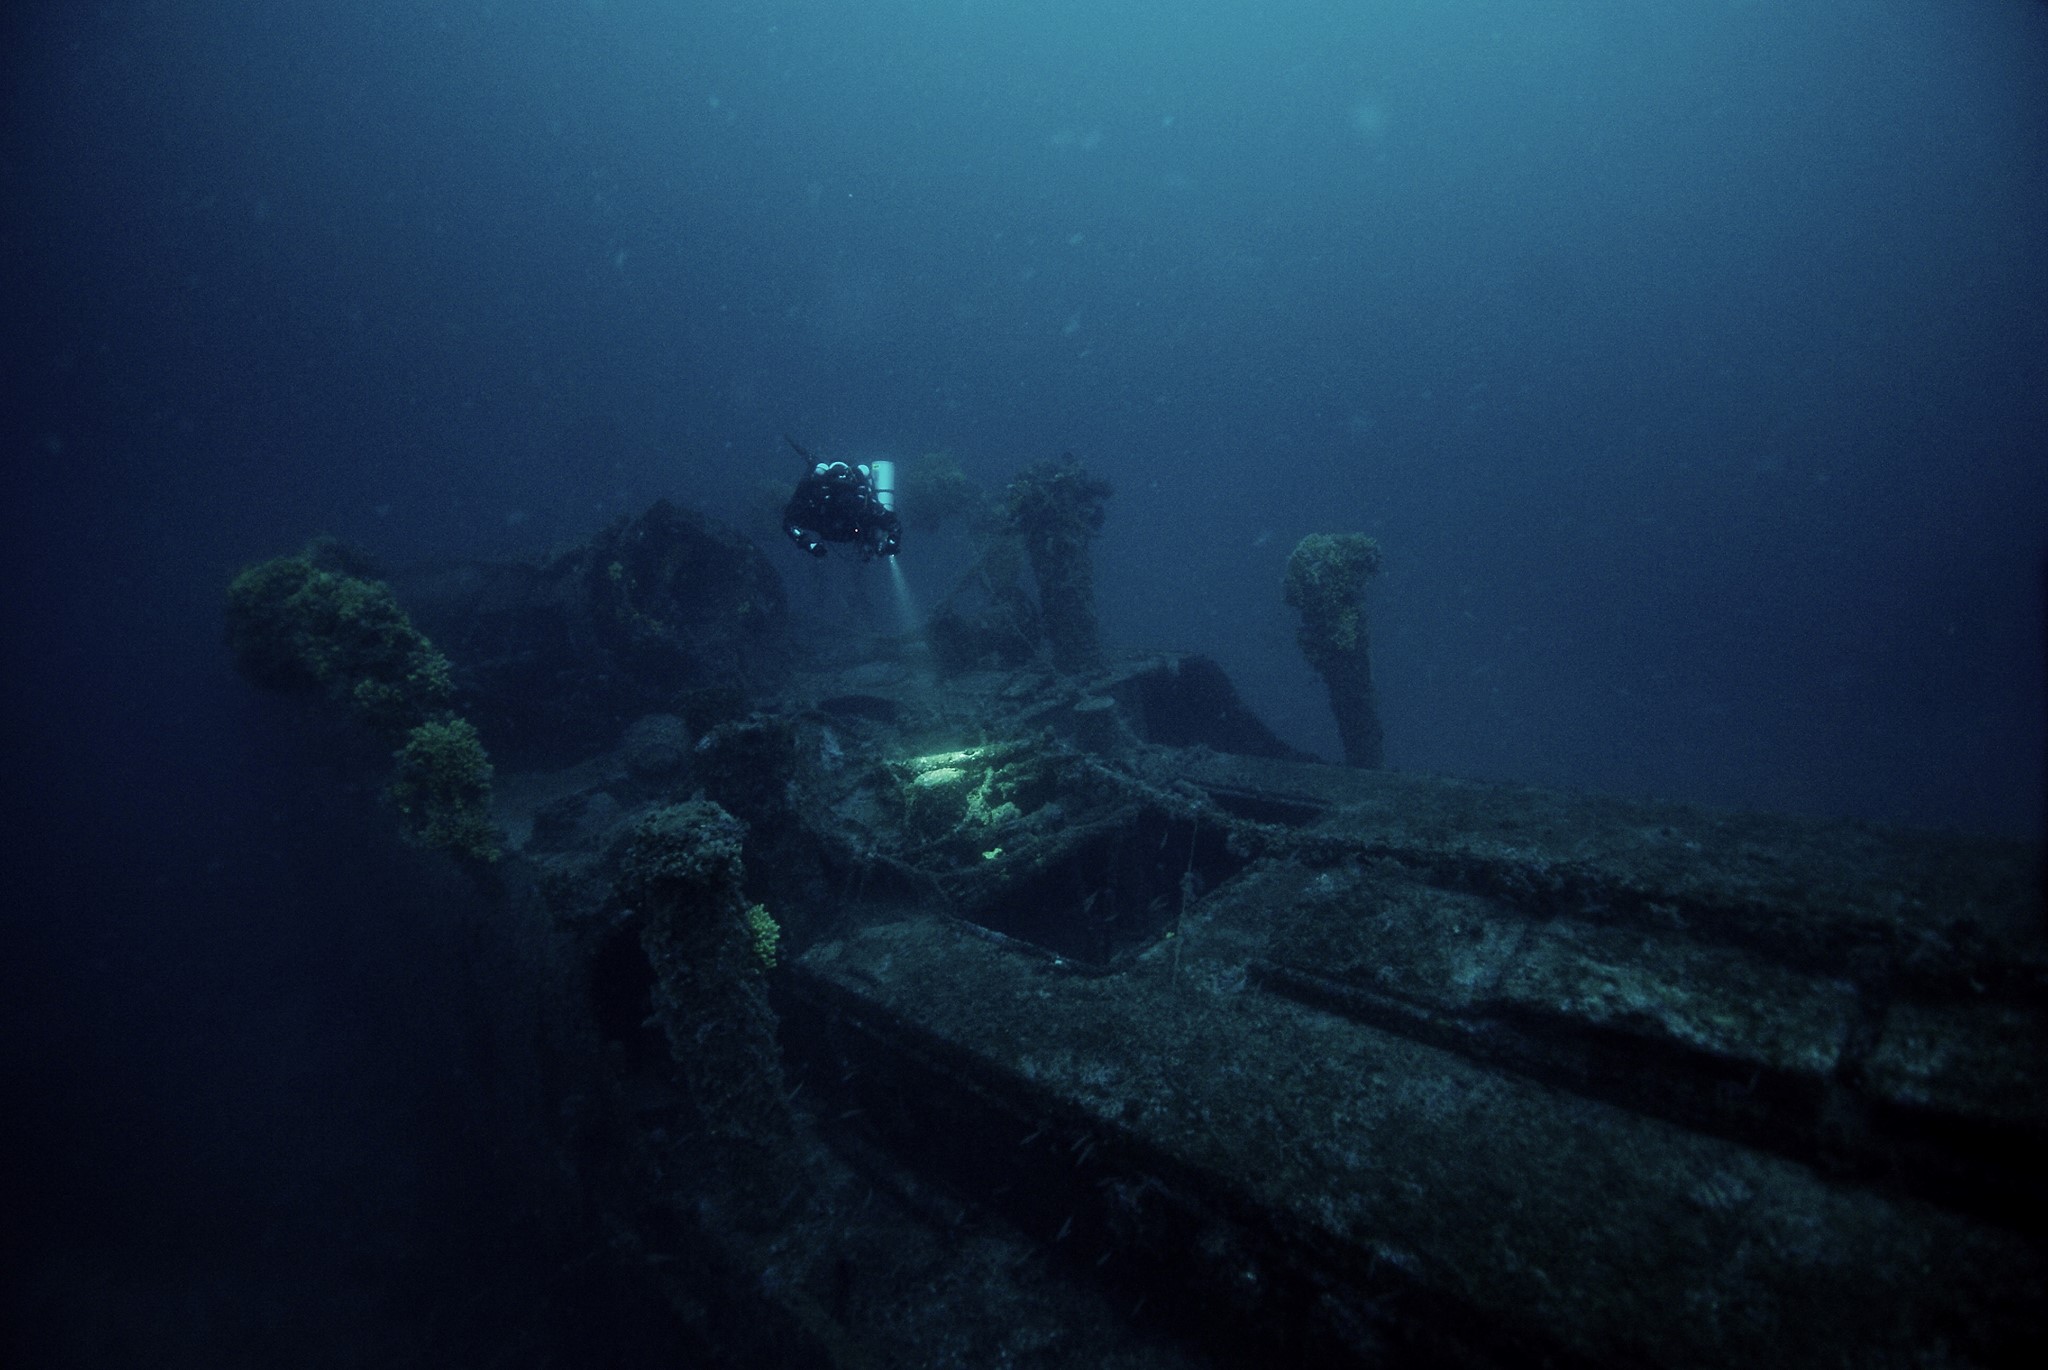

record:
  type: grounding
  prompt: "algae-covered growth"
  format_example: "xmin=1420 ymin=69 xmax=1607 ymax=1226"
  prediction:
xmin=226 ymin=541 xmax=499 ymax=862
xmin=618 ymin=801 xmax=799 ymax=1221
xmin=1283 ymin=533 xmax=1381 ymax=666
xmin=1284 ymin=532 xmax=1384 ymax=767
xmin=387 ymin=717 xmax=499 ymax=863
xmin=226 ymin=545 xmax=455 ymax=735
xmin=745 ymin=902 xmax=782 ymax=970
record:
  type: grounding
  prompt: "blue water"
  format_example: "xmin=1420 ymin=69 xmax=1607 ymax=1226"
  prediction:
xmin=4 ymin=1 xmax=2044 ymax=1363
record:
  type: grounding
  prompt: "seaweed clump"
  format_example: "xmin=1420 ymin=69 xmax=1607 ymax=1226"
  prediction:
xmin=1004 ymin=454 xmax=1112 ymax=674
xmin=226 ymin=542 xmax=453 ymax=735
xmin=226 ymin=541 xmax=499 ymax=861
xmin=386 ymin=717 xmax=498 ymax=863
xmin=1284 ymin=533 xmax=1384 ymax=768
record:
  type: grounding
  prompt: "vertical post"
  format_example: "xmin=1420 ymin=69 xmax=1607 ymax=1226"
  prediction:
xmin=1284 ymin=534 xmax=1385 ymax=768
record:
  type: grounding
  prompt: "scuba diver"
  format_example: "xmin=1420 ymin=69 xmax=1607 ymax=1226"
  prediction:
xmin=781 ymin=435 xmax=901 ymax=560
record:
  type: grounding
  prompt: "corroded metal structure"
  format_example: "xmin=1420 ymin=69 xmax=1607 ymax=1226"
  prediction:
xmin=231 ymin=504 xmax=2043 ymax=1365
xmin=512 ymin=649 xmax=2043 ymax=1368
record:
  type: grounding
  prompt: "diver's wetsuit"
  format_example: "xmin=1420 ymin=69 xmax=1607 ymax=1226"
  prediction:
xmin=783 ymin=461 xmax=901 ymax=559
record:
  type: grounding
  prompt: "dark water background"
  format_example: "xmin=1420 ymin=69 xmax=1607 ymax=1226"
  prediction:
xmin=4 ymin=1 xmax=2044 ymax=1364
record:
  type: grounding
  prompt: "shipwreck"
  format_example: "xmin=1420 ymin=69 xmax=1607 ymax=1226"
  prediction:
xmin=228 ymin=475 xmax=2044 ymax=1369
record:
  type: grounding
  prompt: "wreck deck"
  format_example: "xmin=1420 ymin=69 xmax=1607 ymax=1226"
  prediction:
xmin=780 ymin=749 xmax=2044 ymax=1369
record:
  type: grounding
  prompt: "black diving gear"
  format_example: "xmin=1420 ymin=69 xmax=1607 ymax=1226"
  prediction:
xmin=781 ymin=437 xmax=902 ymax=560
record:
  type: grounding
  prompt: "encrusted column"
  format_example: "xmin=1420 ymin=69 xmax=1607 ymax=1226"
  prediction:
xmin=1005 ymin=454 xmax=1112 ymax=674
xmin=1284 ymin=533 xmax=1384 ymax=768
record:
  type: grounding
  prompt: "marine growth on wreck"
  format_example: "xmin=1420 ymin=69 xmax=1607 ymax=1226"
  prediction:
xmin=227 ymin=480 xmax=2046 ymax=1370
